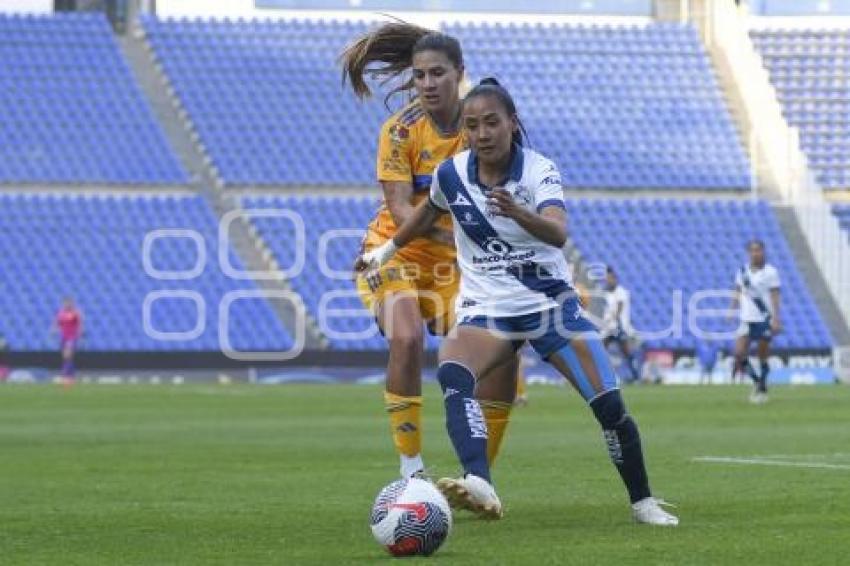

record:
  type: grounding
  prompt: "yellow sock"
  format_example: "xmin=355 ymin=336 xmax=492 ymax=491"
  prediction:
xmin=384 ymin=392 xmax=423 ymax=460
xmin=480 ymin=400 xmax=513 ymax=466
xmin=516 ymin=371 xmax=527 ymax=400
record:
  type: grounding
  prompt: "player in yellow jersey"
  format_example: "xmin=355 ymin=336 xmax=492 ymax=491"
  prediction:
xmin=340 ymin=22 xmax=519 ymax=478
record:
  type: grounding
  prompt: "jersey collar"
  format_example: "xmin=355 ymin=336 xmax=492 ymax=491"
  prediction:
xmin=467 ymin=143 xmax=524 ymax=189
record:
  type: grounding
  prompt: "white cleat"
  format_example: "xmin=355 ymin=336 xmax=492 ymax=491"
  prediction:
xmin=632 ymin=497 xmax=679 ymax=526
xmin=749 ymin=390 xmax=768 ymax=405
xmin=436 ymin=474 xmax=503 ymax=520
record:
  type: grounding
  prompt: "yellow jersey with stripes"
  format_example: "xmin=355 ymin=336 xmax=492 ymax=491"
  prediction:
xmin=365 ymin=99 xmax=466 ymax=266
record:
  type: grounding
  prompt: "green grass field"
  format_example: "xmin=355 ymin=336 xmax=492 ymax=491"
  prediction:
xmin=1 ymin=383 xmax=849 ymax=565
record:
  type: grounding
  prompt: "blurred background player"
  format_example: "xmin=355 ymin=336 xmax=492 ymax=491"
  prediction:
xmin=730 ymin=240 xmax=781 ymax=403
xmin=602 ymin=266 xmax=640 ymax=383
xmin=695 ymin=338 xmax=720 ymax=384
xmin=340 ymin=22 xmax=521 ymax=478
xmin=51 ymin=297 xmax=83 ymax=386
xmin=0 ymin=331 xmax=8 ymax=383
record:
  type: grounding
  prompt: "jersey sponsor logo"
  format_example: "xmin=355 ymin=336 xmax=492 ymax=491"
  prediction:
xmin=483 ymin=237 xmax=513 ymax=255
xmin=460 ymin=211 xmax=479 ymax=226
xmin=365 ymin=271 xmax=384 ymax=292
xmin=471 ymin=238 xmax=537 ymax=266
xmin=382 ymin=158 xmax=407 ymax=175
xmin=541 ymin=175 xmax=561 ymax=185
xmin=472 ymin=249 xmax=536 ymax=266
xmin=461 ymin=298 xmax=478 ymax=308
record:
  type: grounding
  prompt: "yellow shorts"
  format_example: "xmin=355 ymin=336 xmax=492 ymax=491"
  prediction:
xmin=356 ymin=257 xmax=459 ymax=335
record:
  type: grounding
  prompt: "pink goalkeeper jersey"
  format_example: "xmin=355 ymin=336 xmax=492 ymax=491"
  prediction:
xmin=56 ymin=308 xmax=81 ymax=340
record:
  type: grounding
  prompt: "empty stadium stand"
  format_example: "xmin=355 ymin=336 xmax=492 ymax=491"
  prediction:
xmin=247 ymin=195 xmax=831 ymax=351
xmin=143 ymin=17 xmax=750 ymax=190
xmin=0 ymin=13 xmax=187 ymax=185
xmin=751 ymin=28 xmax=850 ymax=190
xmin=569 ymin=198 xmax=832 ymax=350
xmin=447 ymin=22 xmax=751 ymax=190
xmin=0 ymin=193 xmax=292 ymax=352
xmin=142 ymin=17 xmax=382 ymax=186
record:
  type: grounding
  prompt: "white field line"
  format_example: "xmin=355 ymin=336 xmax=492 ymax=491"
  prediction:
xmin=692 ymin=456 xmax=850 ymax=471
xmin=743 ymin=453 xmax=850 ymax=461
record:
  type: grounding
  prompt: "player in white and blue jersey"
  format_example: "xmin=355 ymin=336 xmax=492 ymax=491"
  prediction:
xmin=357 ymin=78 xmax=677 ymax=526
xmin=731 ymin=240 xmax=782 ymax=404
xmin=602 ymin=266 xmax=640 ymax=382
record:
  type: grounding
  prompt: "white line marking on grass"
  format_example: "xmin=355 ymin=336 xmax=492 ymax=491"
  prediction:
xmin=751 ymin=453 xmax=850 ymax=461
xmin=692 ymin=456 xmax=850 ymax=471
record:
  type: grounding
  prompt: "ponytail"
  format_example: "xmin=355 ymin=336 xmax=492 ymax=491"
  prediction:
xmin=339 ymin=21 xmax=463 ymax=107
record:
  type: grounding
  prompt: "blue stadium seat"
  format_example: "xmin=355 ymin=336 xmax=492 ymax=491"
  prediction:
xmin=0 ymin=13 xmax=187 ymax=185
xmin=567 ymin=198 xmax=832 ymax=350
xmin=142 ymin=17 xmax=750 ymax=190
xmin=244 ymin=195 xmax=831 ymax=351
xmin=0 ymin=193 xmax=292 ymax=352
xmin=751 ymin=28 xmax=850 ymax=190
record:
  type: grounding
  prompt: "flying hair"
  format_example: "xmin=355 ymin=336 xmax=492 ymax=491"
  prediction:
xmin=339 ymin=20 xmax=463 ymax=108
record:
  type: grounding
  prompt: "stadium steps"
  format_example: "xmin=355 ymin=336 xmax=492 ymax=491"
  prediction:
xmin=773 ymin=205 xmax=850 ymax=344
xmin=119 ymin=28 xmax=326 ymax=349
xmin=222 ymin=194 xmax=328 ymax=350
xmin=118 ymin=32 xmax=208 ymax=184
xmin=699 ymin=41 xmax=767 ymax=197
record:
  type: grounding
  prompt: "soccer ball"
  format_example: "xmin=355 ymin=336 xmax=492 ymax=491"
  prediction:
xmin=370 ymin=477 xmax=452 ymax=557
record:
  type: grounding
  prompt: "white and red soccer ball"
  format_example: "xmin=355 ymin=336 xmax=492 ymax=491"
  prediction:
xmin=370 ymin=477 xmax=452 ymax=557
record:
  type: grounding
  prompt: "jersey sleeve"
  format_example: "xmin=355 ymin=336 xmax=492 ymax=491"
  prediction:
xmin=767 ymin=266 xmax=781 ymax=289
xmin=376 ymin=118 xmax=413 ymax=183
xmin=429 ymin=163 xmax=449 ymax=211
xmin=734 ymin=269 xmax=743 ymax=288
xmin=532 ymin=157 xmax=566 ymax=213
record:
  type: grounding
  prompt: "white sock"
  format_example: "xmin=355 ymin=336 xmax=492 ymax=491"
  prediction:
xmin=400 ymin=454 xmax=424 ymax=477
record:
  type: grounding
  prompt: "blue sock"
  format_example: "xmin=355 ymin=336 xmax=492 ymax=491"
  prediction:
xmin=436 ymin=361 xmax=490 ymax=483
xmin=62 ymin=359 xmax=74 ymax=377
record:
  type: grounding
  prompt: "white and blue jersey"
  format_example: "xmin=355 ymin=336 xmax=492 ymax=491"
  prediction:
xmin=428 ymin=145 xmax=574 ymax=319
xmin=735 ymin=263 xmax=780 ymax=323
xmin=735 ymin=263 xmax=780 ymax=340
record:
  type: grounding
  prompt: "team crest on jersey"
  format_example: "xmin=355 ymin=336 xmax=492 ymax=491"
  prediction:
xmin=513 ymin=185 xmax=532 ymax=206
xmin=388 ymin=124 xmax=410 ymax=145
xmin=419 ymin=150 xmax=433 ymax=161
